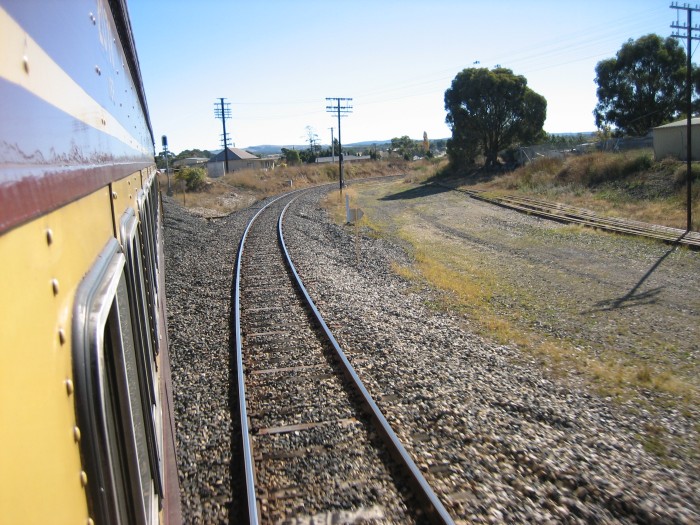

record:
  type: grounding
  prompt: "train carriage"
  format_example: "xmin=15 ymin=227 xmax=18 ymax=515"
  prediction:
xmin=0 ymin=1 xmax=181 ymax=523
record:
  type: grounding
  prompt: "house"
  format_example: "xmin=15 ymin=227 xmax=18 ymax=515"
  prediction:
xmin=207 ymin=147 xmax=275 ymax=177
xmin=653 ymin=118 xmax=700 ymax=160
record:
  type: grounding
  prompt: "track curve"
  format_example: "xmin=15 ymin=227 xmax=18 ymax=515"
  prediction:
xmin=233 ymin=190 xmax=454 ymax=524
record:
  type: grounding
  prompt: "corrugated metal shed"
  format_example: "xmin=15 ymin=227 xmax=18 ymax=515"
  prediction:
xmin=653 ymin=118 xmax=700 ymax=160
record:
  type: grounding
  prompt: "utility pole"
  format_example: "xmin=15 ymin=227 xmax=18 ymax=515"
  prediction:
xmin=214 ymin=98 xmax=232 ymax=174
xmin=325 ymin=97 xmax=353 ymax=191
xmin=329 ymin=127 xmax=335 ymax=163
xmin=671 ymin=2 xmax=700 ymax=231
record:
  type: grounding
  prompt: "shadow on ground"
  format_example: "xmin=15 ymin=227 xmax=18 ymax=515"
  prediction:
xmin=379 ymin=183 xmax=450 ymax=201
xmin=425 ymin=165 xmax=513 ymax=186
xmin=586 ymin=241 xmax=681 ymax=313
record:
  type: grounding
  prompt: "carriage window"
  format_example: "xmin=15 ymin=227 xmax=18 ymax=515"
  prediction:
xmin=137 ymin=189 xmax=160 ymax=356
xmin=72 ymin=238 xmax=158 ymax=525
xmin=120 ymin=209 xmax=163 ymax=497
xmin=112 ymin=270 xmax=156 ymax=523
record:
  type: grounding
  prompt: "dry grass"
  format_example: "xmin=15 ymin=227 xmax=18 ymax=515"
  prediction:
xmin=406 ymin=235 xmax=697 ymax=402
xmin=162 ymin=158 xmax=447 ymax=215
xmin=320 ymin=187 xmax=361 ymax=225
xmin=458 ymin=150 xmax=700 ymax=231
xmin=387 ymin=230 xmax=605 ymax=385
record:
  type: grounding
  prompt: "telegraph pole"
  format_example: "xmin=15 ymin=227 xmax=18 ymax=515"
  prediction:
xmin=326 ymin=97 xmax=353 ymax=191
xmin=214 ymin=98 xmax=232 ymax=174
xmin=329 ymin=127 xmax=335 ymax=163
xmin=671 ymin=2 xmax=700 ymax=231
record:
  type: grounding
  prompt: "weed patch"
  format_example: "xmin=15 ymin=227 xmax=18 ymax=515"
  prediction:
xmin=456 ymin=150 xmax=699 ymax=231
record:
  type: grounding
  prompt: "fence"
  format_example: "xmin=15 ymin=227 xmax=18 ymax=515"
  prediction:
xmin=516 ymin=135 xmax=653 ymax=165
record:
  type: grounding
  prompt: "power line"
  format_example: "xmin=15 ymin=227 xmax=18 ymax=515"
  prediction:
xmin=352 ymin=6 xmax=666 ymax=103
xmin=202 ymin=8 xmax=668 ymax=125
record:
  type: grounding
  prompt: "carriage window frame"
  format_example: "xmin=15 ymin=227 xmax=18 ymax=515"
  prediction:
xmin=137 ymin=185 xmax=160 ymax=356
xmin=72 ymin=238 xmax=157 ymax=525
xmin=120 ymin=208 xmax=164 ymax=499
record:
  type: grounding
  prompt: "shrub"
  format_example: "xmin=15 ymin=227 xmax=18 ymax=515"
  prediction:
xmin=673 ymin=162 xmax=700 ymax=186
xmin=557 ymin=151 xmax=652 ymax=187
xmin=176 ymin=166 xmax=207 ymax=191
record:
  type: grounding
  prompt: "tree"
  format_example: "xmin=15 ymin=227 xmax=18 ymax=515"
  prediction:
xmin=391 ymin=135 xmax=417 ymax=160
xmin=593 ymin=34 xmax=687 ymax=136
xmin=303 ymin=125 xmax=319 ymax=163
xmin=175 ymin=166 xmax=206 ymax=191
xmin=156 ymin=150 xmax=175 ymax=170
xmin=422 ymin=131 xmax=430 ymax=153
xmin=281 ymin=148 xmax=301 ymax=166
xmin=444 ymin=67 xmax=546 ymax=167
xmin=175 ymin=149 xmax=211 ymax=160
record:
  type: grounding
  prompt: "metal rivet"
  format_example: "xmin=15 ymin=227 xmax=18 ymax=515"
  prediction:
xmin=58 ymin=328 xmax=66 ymax=345
xmin=95 ymin=66 xmax=101 ymax=75
xmin=46 ymin=228 xmax=53 ymax=245
xmin=89 ymin=12 xmax=96 ymax=25
xmin=73 ymin=426 xmax=81 ymax=443
xmin=88 ymin=518 xmax=95 ymax=525
xmin=51 ymin=279 xmax=59 ymax=296
xmin=65 ymin=379 xmax=74 ymax=396
xmin=80 ymin=471 xmax=88 ymax=487
xmin=112 ymin=191 xmax=118 ymax=200
xmin=22 ymin=56 xmax=29 ymax=74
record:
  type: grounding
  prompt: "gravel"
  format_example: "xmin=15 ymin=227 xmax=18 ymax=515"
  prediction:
xmin=239 ymin=197 xmax=417 ymax=523
xmin=163 ymin=195 xmax=255 ymax=523
xmin=282 ymin=186 xmax=700 ymax=524
xmin=163 ymin=185 xmax=699 ymax=524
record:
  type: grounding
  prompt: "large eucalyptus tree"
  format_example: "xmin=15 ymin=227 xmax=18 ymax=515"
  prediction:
xmin=444 ymin=67 xmax=546 ymax=167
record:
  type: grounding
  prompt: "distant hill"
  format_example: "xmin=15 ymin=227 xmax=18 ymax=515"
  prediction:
xmin=550 ymin=132 xmax=597 ymax=138
xmin=244 ymin=138 xmax=450 ymax=157
xmin=244 ymin=145 xmax=303 ymax=156
xmin=210 ymin=135 xmax=594 ymax=158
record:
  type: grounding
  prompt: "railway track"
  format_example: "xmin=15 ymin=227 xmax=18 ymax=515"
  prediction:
xmin=233 ymin=191 xmax=454 ymax=524
xmin=440 ymin=185 xmax=700 ymax=248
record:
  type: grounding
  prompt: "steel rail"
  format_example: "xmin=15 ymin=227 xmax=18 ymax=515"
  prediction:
xmin=233 ymin=192 xmax=299 ymax=525
xmin=278 ymin=194 xmax=455 ymax=525
xmin=442 ymin=185 xmax=700 ymax=248
xmin=498 ymin=195 xmax=700 ymax=246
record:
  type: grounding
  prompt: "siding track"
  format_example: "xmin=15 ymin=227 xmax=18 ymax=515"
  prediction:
xmin=446 ymin=186 xmax=700 ymax=248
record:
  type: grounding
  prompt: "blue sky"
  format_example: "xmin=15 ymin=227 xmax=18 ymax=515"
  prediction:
xmin=129 ymin=1 xmax=672 ymax=153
